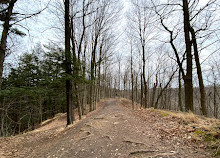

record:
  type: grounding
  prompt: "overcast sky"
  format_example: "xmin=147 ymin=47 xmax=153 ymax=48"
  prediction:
xmin=2 ymin=0 xmax=220 ymax=83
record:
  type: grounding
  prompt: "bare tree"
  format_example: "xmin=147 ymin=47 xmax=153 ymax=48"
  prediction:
xmin=64 ymin=0 xmax=74 ymax=125
xmin=0 ymin=0 xmax=17 ymax=89
xmin=127 ymin=0 xmax=156 ymax=108
xmin=130 ymin=40 xmax=134 ymax=110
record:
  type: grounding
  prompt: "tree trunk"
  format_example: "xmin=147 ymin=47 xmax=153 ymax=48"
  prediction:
xmin=130 ymin=43 xmax=134 ymax=110
xmin=118 ymin=59 xmax=121 ymax=98
xmin=190 ymin=27 xmax=207 ymax=116
xmin=140 ymin=73 xmax=143 ymax=107
xmin=178 ymin=69 xmax=183 ymax=111
xmin=98 ymin=43 xmax=103 ymax=102
xmin=151 ymin=75 xmax=158 ymax=108
xmin=142 ymin=45 xmax=148 ymax=108
xmin=0 ymin=0 xmax=17 ymax=89
xmin=81 ymin=41 xmax=87 ymax=115
xmin=183 ymin=0 xmax=193 ymax=112
xmin=74 ymin=83 xmax=82 ymax=120
xmin=135 ymin=75 xmax=138 ymax=103
xmin=90 ymin=36 xmax=98 ymax=111
xmin=65 ymin=0 xmax=74 ymax=125
xmin=213 ymin=78 xmax=218 ymax=118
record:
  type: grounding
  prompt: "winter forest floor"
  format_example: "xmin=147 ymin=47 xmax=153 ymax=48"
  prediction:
xmin=0 ymin=98 xmax=220 ymax=158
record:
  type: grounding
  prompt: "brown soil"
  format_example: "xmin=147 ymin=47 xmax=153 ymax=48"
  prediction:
xmin=0 ymin=98 xmax=216 ymax=158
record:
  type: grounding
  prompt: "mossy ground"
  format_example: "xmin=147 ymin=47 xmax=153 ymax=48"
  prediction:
xmin=193 ymin=128 xmax=220 ymax=157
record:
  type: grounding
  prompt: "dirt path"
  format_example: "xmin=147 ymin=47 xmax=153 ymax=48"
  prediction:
xmin=5 ymin=99 xmax=214 ymax=158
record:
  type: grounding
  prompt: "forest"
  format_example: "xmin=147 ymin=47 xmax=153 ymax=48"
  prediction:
xmin=0 ymin=0 xmax=220 ymax=137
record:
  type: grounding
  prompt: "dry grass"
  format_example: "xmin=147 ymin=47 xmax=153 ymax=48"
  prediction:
xmin=117 ymin=97 xmax=140 ymax=110
xmin=118 ymin=98 xmax=220 ymax=132
xmin=118 ymin=98 xmax=220 ymax=157
xmin=154 ymin=109 xmax=220 ymax=131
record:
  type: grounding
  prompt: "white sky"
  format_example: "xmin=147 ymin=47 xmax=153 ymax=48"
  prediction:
xmin=1 ymin=0 xmax=220 ymax=82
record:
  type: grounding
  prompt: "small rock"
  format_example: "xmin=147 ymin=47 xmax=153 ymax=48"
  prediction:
xmin=199 ymin=144 xmax=205 ymax=148
xmin=187 ymin=136 xmax=192 ymax=139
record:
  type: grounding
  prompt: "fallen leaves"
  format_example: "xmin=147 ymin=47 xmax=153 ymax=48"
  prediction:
xmin=118 ymin=98 xmax=220 ymax=153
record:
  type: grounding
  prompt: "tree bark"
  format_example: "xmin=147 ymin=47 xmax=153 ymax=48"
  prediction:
xmin=135 ymin=75 xmax=138 ymax=103
xmin=178 ymin=69 xmax=183 ymax=111
xmin=140 ymin=73 xmax=143 ymax=107
xmin=213 ymin=75 xmax=218 ymax=118
xmin=81 ymin=40 xmax=87 ymax=115
xmin=151 ymin=75 xmax=158 ymax=108
xmin=190 ymin=27 xmax=207 ymax=116
xmin=183 ymin=0 xmax=193 ymax=112
xmin=142 ymin=45 xmax=148 ymax=108
xmin=65 ymin=0 xmax=74 ymax=125
xmin=130 ymin=43 xmax=134 ymax=110
xmin=0 ymin=0 xmax=17 ymax=89
xmin=90 ymin=36 xmax=98 ymax=111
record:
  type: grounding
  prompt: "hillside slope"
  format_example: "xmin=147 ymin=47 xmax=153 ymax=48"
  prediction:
xmin=0 ymin=98 xmax=219 ymax=157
